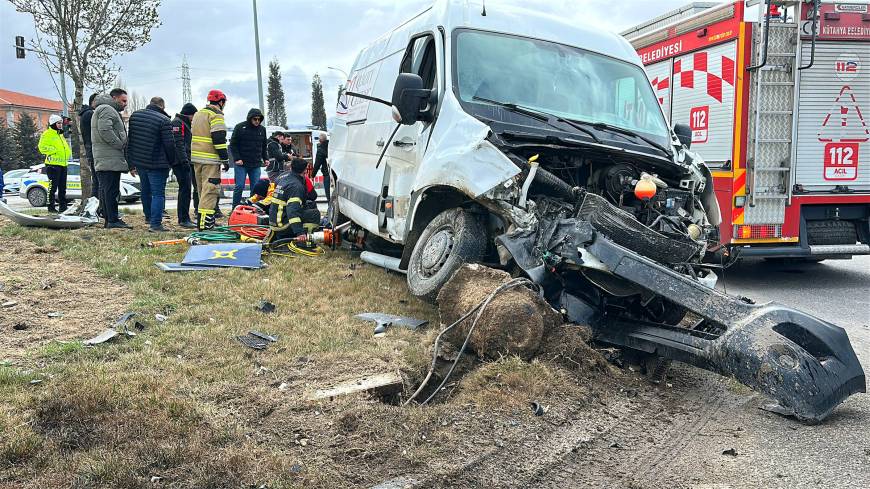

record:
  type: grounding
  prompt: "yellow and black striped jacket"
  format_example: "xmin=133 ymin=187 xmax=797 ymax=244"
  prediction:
xmin=190 ymin=104 xmax=228 ymax=164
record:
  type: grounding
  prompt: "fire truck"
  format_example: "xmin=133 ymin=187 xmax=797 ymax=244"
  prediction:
xmin=623 ymin=0 xmax=870 ymax=260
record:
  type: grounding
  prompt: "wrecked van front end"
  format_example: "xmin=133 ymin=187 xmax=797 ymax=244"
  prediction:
xmin=429 ymin=29 xmax=865 ymax=422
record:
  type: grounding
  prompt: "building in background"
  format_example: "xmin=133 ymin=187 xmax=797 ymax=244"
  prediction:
xmin=0 ymin=88 xmax=67 ymax=128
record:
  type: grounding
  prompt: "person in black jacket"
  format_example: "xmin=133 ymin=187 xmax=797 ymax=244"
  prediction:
xmin=268 ymin=158 xmax=320 ymax=242
xmin=170 ymin=103 xmax=197 ymax=228
xmin=127 ymin=96 xmax=176 ymax=232
xmin=229 ymin=108 xmax=267 ymax=208
xmin=78 ymin=93 xmax=99 ymax=209
xmin=312 ymin=132 xmax=329 ymax=202
xmin=265 ymin=132 xmax=292 ymax=180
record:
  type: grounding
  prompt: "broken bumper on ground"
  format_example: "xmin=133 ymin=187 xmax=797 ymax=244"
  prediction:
xmin=586 ymin=237 xmax=866 ymax=423
xmin=499 ymin=220 xmax=866 ymax=423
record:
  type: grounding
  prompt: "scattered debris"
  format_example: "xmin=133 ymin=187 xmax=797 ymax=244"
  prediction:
xmin=83 ymin=329 xmax=119 ymax=346
xmin=29 ymin=379 xmax=43 ymax=385
xmin=47 ymin=312 xmax=63 ymax=318
xmin=355 ymin=313 xmax=428 ymax=334
xmin=722 ymin=448 xmax=738 ymax=457
xmin=250 ymin=330 xmax=278 ymax=342
xmin=2 ymin=300 xmax=17 ymax=308
xmin=155 ymin=314 xmax=167 ymax=322
xmin=256 ymin=300 xmax=276 ymax=313
xmin=150 ymin=476 xmax=162 ymax=483
xmin=41 ymin=280 xmax=54 ymax=290
xmin=155 ymin=262 xmax=215 ymax=272
xmin=236 ymin=331 xmax=278 ymax=350
xmin=0 ymin=199 xmax=100 ymax=228
xmin=305 ymin=372 xmax=403 ymax=401
xmin=530 ymin=401 xmax=545 ymax=416
xmin=12 ymin=323 xmax=28 ymax=331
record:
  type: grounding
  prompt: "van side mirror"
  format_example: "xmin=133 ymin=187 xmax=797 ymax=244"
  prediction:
xmin=673 ymin=123 xmax=692 ymax=149
xmin=391 ymin=73 xmax=434 ymax=125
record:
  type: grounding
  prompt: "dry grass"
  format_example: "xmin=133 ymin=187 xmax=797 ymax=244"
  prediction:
xmin=0 ymin=213 xmax=616 ymax=488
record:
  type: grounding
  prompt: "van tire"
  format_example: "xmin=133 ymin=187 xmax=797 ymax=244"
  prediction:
xmin=407 ymin=208 xmax=486 ymax=301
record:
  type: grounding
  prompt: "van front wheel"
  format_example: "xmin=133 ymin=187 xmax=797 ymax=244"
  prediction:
xmin=407 ymin=208 xmax=486 ymax=301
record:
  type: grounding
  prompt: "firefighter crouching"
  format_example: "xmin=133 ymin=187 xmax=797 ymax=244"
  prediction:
xmin=190 ymin=89 xmax=229 ymax=230
xmin=267 ymin=158 xmax=320 ymax=243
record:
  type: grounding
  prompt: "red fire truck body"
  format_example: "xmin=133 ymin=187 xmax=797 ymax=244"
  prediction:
xmin=623 ymin=0 xmax=870 ymax=259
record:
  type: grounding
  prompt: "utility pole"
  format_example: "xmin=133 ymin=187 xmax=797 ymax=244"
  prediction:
xmin=252 ymin=0 xmax=265 ymax=113
xmin=181 ymin=55 xmax=192 ymax=104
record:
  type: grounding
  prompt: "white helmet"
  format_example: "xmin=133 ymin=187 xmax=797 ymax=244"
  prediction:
xmin=48 ymin=114 xmax=63 ymax=126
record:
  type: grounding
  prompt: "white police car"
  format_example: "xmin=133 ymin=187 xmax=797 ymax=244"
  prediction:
xmin=19 ymin=162 xmax=141 ymax=207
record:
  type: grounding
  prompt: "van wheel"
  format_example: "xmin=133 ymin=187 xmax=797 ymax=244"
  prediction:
xmin=407 ymin=208 xmax=486 ymax=301
xmin=27 ymin=187 xmax=47 ymax=207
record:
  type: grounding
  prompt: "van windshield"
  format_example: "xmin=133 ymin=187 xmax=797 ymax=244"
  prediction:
xmin=455 ymin=30 xmax=671 ymax=148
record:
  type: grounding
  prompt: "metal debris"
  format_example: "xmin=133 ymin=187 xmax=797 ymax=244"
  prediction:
xmin=236 ymin=330 xmax=278 ymax=350
xmin=355 ymin=313 xmax=428 ymax=334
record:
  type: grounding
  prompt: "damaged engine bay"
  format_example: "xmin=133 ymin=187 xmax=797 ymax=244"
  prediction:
xmin=475 ymin=133 xmax=866 ymax=423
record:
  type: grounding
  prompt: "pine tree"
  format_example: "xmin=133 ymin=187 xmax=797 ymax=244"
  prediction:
xmin=267 ymin=58 xmax=287 ymax=128
xmin=0 ymin=120 xmax=21 ymax=170
xmin=14 ymin=113 xmax=42 ymax=169
xmin=311 ymin=73 xmax=327 ymax=130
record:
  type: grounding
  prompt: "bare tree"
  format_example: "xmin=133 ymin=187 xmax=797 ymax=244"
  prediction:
xmin=11 ymin=0 xmax=162 ymax=199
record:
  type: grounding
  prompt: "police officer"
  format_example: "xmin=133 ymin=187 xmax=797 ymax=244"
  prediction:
xmin=37 ymin=114 xmax=72 ymax=212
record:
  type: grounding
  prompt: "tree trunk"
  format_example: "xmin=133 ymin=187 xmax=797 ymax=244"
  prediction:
xmin=72 ymin=83 xmax=91 ymax=200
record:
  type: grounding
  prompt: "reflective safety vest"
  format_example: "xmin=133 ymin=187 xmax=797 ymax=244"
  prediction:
xmin=190 ymin=104 xmax=228 ymax=165
xmin=37 ymin=129 xmax=72 ymax=167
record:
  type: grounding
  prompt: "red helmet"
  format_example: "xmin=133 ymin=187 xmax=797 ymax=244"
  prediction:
xmin=207 ymin=89 xmax=226 ymax=102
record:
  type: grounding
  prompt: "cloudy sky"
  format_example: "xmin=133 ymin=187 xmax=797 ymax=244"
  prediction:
xmin=1 ymin=0 xmax=706 ymax=127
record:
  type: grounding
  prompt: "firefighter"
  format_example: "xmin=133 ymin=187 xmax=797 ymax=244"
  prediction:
xmin=190 ymin=90 xmax=230 ymax=230
xmin=268 ymin=158 xmax=320 ymax=242
xmin=37 ymin=114 xmax=72 ymax=212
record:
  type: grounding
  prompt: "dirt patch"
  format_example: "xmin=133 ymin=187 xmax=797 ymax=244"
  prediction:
xmin=0 ymin=236 xmax=128 ymax=361
xmin=436 ymin=264 xmax=562 ymax=359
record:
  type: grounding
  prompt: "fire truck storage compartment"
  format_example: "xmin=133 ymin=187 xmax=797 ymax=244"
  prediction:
xmin=669 ymin=40 xmax=738 ymax=166
xmin=795 ymin=42 xmax=870 ymax=192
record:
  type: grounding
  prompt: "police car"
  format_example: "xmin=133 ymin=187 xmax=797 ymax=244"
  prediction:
xmin=19 ymin=162 xmax=141 ymax=207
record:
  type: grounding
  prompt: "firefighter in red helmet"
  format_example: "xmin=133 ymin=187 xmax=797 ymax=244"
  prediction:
xmin=190 ymin=89 xmax=229 ymax=230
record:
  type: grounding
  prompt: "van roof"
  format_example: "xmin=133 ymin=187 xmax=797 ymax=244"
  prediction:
xmin=357 ymin=0 xmax=642 ymax=68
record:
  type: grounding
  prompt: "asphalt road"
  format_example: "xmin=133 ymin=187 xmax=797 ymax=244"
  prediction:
xmin=640 ymin=256 xmax=870 ymax=489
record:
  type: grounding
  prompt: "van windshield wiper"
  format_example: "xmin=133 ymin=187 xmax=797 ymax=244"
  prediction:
xmin=567 ymin=118 xmax=673 ymax=157
xmin=471 ymin=96 xmax=601 ymax=143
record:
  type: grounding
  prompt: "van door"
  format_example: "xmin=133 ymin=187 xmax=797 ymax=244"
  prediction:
xmin=378 ymin=33 xmax=440 ymax=240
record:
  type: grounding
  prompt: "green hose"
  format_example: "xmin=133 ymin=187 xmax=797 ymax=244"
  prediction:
xmin=188 ymin=224 xmax=272 ymax=243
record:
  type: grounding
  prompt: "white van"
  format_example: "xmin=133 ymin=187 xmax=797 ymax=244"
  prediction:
xmin=330 ymin=0 xmax=720 ymax=300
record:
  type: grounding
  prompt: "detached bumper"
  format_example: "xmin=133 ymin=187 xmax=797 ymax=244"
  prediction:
xmin=587 ymin=237 xmax=866 ymax=423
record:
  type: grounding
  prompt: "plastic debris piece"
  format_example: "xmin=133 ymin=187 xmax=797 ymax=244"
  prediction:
xmin=236 ymin=334 xmax=268 ymax=350
xmin=249 ymin=330 xmax=278 ymax=342
xmin=355 ymin=313 xmax=428 ymax=332
xmin=47 ymin=312 xmax=63 ymax=318
xmin=84 ymin=329 xmax=119 ymax=346
xmin=255 ymin=300 xmax=276 ymax=313
xmin=155 ymin=314 xmax=167 ymax=322
xmin=155 ymin=262 xmax=215 ymax=272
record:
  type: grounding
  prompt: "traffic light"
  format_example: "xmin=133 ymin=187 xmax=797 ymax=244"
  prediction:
xmin=15 ymin=36 xmax=25 ymax=59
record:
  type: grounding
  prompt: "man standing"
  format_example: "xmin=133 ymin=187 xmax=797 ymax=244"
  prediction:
xmin=229 ymin=108 xmax=267 ymax=208
xmin=312 ymin=131 xmax=330 ymax=203
xmin=91 ymin=88 xmax=131 ymax=229
xmin=78 ymin=93 xmax=99 ymax=208
xmin=171 ymin=103 xmax=197 ymax=228
xmin=37 ymin=114 xmax=72 ymax=213
xmin=190 ymin=90 xmax=229 ymax=230
xmin=265 ymin=131 xmax=292 ymax=181
xmin=127 ymin=96 xmax=176 ymax=232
